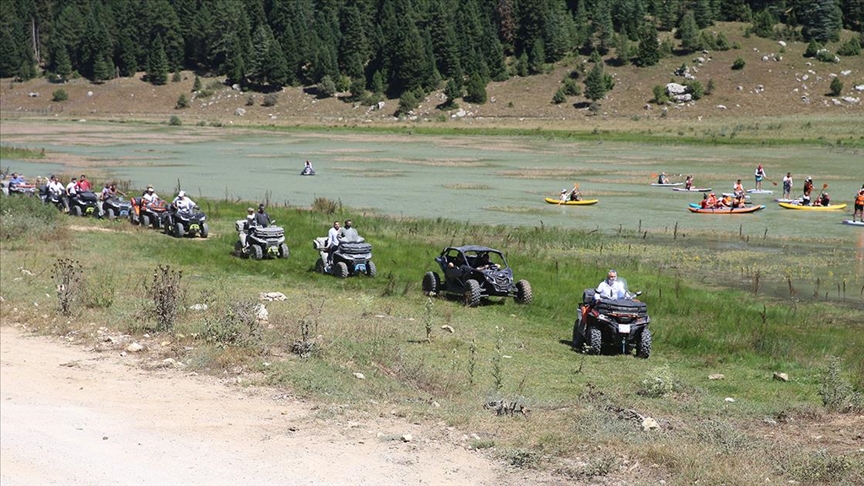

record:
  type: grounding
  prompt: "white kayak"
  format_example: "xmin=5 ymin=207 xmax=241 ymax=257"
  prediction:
xmin=842 ymin=220 xmax=864 ymax=227
xmin=747 ymin=189 xmax=773 ymax=194
xmin=651 ymin=182 xmax=684 ymax=187
xmin=672 ymin=187 xmax=712 ymax=192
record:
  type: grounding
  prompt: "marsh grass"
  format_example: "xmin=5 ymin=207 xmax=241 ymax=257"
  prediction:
xmin=1 ymin=197 xmax=862 ymax=485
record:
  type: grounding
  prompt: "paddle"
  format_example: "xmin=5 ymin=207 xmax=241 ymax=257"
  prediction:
xmin=558 ymin=183 xmax=579 ymax=205
xmin=815 ymin=183 xmax=829 ymax=205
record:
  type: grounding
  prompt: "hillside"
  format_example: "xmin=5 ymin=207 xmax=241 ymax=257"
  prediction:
xmin=2 ymin=23 xmax=862 ymax=131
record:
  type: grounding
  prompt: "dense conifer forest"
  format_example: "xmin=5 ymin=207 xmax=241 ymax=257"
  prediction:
xmin=1 ymin=0 xmax=861 ymax=102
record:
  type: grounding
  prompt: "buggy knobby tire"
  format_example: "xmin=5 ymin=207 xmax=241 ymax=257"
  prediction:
xmin=174 ymin=222 xmax=185 ymax=238
xmin=278 ymin=244 xmax=289 ymax=259
xmin=335 ymin=262 xmax=349 ymax=278
xmin=515 ymin=279 xmax=532 ymax=305
xmin=252 ymin=245 xmax=264 ymax=260
xmin=464 ymin=279 xmax=481 ymax=307
xmin=200 ymin=222 xmax=209 ymax=238
xmin=637 ymin=328 xmax=652 ymax=359
xmin=587 ymin=327 xmax=602 ymax=355
xmin=366 ymin=260 xmax=376 ymax=277
xmin=422 ymin=271 xmax=439 ymax=295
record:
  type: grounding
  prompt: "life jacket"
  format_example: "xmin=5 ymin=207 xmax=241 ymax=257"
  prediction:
xmin=705 ymin=196 xmax=717 ymax=208
xmin=856 ymin=193 xmax=864 ymax=205
xmin=733 ymin=182 xmax=744 ymax=194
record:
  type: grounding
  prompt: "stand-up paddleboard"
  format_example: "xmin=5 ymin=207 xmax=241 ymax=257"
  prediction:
xmin=747 ymin=189 xmax=773 ymax=194
xmin=651 ymin=182 xmax=684 ymax=187
xmin=774 ymin=198 xmax=800 ymax=203
xmin=672 ymin=187 xmax=711 ymax=192
xmin=842 ymin=220 xmax=864 ymax=227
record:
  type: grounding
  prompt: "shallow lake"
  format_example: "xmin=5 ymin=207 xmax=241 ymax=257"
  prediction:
xmin=2 ymin=121 xmax=863 ymax=291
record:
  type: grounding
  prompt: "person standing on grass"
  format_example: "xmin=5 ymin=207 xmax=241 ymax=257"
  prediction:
xmin=782 ymin=172 xmax=793 ymax=199
xmin=754 ymin=164 xmax=767 ymax=191
xmin=854 ymin=188 xmax=864 ymax=222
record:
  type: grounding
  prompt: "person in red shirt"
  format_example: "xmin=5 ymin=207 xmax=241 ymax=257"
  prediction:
xmin=76 ymin=174 xmax=92 ymax=192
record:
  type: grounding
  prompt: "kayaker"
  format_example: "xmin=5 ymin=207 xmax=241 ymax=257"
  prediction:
xmin=754 ymin=164 xmax=767 ymax=191
xmin=733 ymin=179 xmax=745 ymax=197
xmin=568 ymin=187 xmax=582 ymax=201
xmin=302 ymin=160 xmax=315 ymax=175
xmin=559 ymin=189 xmax=569 ymax=203
xmin=782 ymin=172 xmax=793 ymax=199
xmin=802 ymin=177 xmax=814 ymax=205
xmin=685 ymin=175 xmax=693 ymax=190
xmin=817 ymin=192 xmax=830 ymax=207
xmin=854 ymin=188 xmax=864 ymax=222
xmin=704 ymin=192 xmax=718 ymax=209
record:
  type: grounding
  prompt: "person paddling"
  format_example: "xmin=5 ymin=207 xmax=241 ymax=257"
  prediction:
xmin=782 ymin=172 xmax=793 ymax=199
xmin=854 ymin=188 xmax=864 ymax=222
xmin=754 ymin=164 xmax=767 ymax=191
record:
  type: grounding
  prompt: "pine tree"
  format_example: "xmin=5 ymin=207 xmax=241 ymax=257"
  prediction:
xmin=0 ymin=30 xmax=20 ymax=78
xmin=584 ymin=60 xmax=607 ymax=102
xmin=615 ymin=33 xmax=631 ymax=65
xmin=635 ymin=22 xmax=661 ymax=67
xmin=801 ymin=0 xmax=843 ymax=43
xmin=679 ymin=11 xmax=700 ymax=52
xmin=593 ymin=0 xmax=615 ymax=53
xmin=52 ymin=41 xmax=73 ymax=79
xmin=92 ymin=53 xmax=114 ymax=82
xmin=694 ymin=0 xmax=714 ymax=28
xmin=443 ymin=78 xmax=461 ymax=108
xmin=464 ymin=72 xmax=487 ymax=103
xmin=751 ymin=10 xmax=776 ymax=38
xmin=266 ymin=39 xmax=290 ymax=87
xmin=147 ymin=34 xmax=169 ymax=85
xmin=339 ymin=4 xmax=369 ymax=79
xmin=661 ymin=0 xmax=681 ymax=31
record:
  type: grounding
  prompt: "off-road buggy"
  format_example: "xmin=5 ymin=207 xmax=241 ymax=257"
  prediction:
xmin=101 ymin=197 xmax=132 ymax=220
xmin=234 ymin=220 xmax=289 ymax=259
xmin=164 ymin=206 xmax=209 ymax=238
xmin=130 ymin=197 xmax=168 ymax=229
xmin=68 ymin=190 xmax=99 ymax=217
xmin=422 ymin=246 xmax=532 ymax=307
xmin=313 ymin=238 xmax=376 ymax=278
xmin=572 ymin=283 xmax=651 ymax=358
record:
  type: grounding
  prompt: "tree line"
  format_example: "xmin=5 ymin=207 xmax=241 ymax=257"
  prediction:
xmin=1 ymin=0 xmax=861 ymax=100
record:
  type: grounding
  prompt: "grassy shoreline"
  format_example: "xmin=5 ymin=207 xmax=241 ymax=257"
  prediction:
xmin=1 ymin=193 xmax=861 ymax=484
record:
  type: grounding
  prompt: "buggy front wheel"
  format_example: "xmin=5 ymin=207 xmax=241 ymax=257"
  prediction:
xmin=463 ymin=279 xmax=481 ymax=307
xmin=514 ymin=280 xmax=532 ymax=304
xmin=422 ymin=271 xmax=439 ymax=295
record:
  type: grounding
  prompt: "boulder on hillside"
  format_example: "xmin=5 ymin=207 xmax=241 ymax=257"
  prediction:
xmin=666 ymin=83 xmax=687 ymax=96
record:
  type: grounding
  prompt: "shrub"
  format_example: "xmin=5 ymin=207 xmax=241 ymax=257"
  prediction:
xmin=197 ymin=89 xmax=214 ymax=99
xmin=171 ymin=71 xmax=182 ymax=82
xmin=146 ymin=265 xmax=184 ymax=332
xmin=175 ymin=94 xmax=189 ymax=109
xmin=464 ymin=72 xmax=487 ymax=104
xmin=837 ymin=37 xmax=861 ymax=56
xmin=192 ymin=76 xmax=202 ymax=91
xmin=715 ymin=32 xmax=731 ymax=51
xmin=168 ymin=115 xmax=182 ymax=126
xmin=815 ymin=49 xmax=837 ymax=63
xmin=819 ymin=357 xmax=863 ymax=413
xmin=685 ymin=80 xmax=705 ymax=100
xmin=203 ymin=300 xmax=261 ymax=347
xmin=348 ymin=77 xmax=366 ymax=102
xmin=0 ymin=193 xmax=62 ymax=242
xmin=397 ymin=90 xmax=419 ymax=116
xmin=245 ymin=95 xmax=254 ymax=106
xmin=829 ymin=77 xmax=844 ymax=96
xmin=563 ymin=78 xmax=581 ymax=96
xmin=442 ymin=79 xmax=461 ymax=108
xmin=804 ymin=40 xmax=823 ymax=58
xmin=50 ymin=258 xmax=83 ymax=317
xmin=316 ymin=75 xmax=337 ymax=98
xmin=652 ymin=85 xmax=668 ymax=104
xmin=311 ymin=197 xmax=339 ymax=214
xmin=262 ymin=93 xmax=278 ymax=107
xmin=52 ymin=89 xmax=68 ymax=102
xmin=552 ymin=87 xmax=567 ymax=104
xmin=706 ymin=78 xmax=716 ymax=95
xmin=731 ymin=57 xmax=746 ymax=70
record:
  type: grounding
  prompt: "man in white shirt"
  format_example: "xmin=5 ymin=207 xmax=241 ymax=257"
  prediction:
xmin=142 ymin=185 xmax=159 ymax=204
xmin=595 ymin=269 xmax=627 ymax=301
xmin=172 ymin=191 xmax=195 ymax=212
xmin=47 ymin=175 xmax=67 ymax=210
xmin=326 ymin=221 xmax=341 ymax=264
xmin=65 ymin=177 xmax=78 ymax=197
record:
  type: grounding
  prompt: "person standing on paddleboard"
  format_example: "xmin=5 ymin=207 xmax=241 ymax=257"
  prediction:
xmin=782 ymin=172 xmax=793 ymax=200
xmin=854 ymin=188 xmax=864 ymax=222
xmin=754 ymin=164 xmax=767 ymax=191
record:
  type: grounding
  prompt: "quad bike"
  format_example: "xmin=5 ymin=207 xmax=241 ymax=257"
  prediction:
xmin=101 ymin=197 xmax=132 ymax=220
xmin=313 ymin=237 xmax=376 ymax=278
xmin=164 ymin=206 xmax=209 ymax=238
xmin=68 ymin=191 xmax=99 ymax=217
xmin=130 ymin=197 xmax=168 ymax=229
xmin=572 ymin=283 xmax=651 ymax=358
xmin=39 ymin=188 xmax=67 ymax=212
xmin=422 ymin=245 xmax=531 ymax=307
xmin=234 ymin=220 xmax=289 ymax=259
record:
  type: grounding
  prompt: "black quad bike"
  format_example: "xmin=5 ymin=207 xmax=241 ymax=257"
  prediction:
xmin=313 ymin=238 xmax=376 ymax=278
xmin=422 ymin=245 xmax=532 ymax=307
xmin=572 ymin=285 xmax=651 ymax=358
xmin=101 ymin=197 xmax=132 ymax=220
xmin=164 ymin=206 xmax=209 ymax=238
xmin=234 ymin=221 xmax=289 ymax=260
xmin=68 ymin=191 xmax=99 ymax=217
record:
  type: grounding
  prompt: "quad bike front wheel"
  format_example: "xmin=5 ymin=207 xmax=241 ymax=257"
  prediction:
xmin=200 ymin=222 xmax=209 ymax=238
xmin=141 ymin=214 xmax=151 ymax=228
xmin=464 ymin=279 xmax=481 ymax=307
xmin=587 ymin=327 xmax=602 ymax=355
xmin=278 ymin=244 xmax=289 ymax=259
xmin=422 ymin=271 xmax=439 ymax=295
xmin=315 ymin=258 xmax=325 ymax=274
xmin=366 ymin=261 xmax=377 ymax=277
xmin=334 ymin=262 xmax=349 ymax=278
xmin=106 ymin=208 xmax=116 ymax=220
xmin=572 ymin=312 xmax=585 ymax=350
xmin=252 ymin=245 xmax=264 ymax=260
xmin=71 ymin=206 xmax=82 ymax=217
xmin=515 ymin=279 xmax=532 ymax=304
xmin=174 ymin=222 xmax=185 ymax=238
xmin=637 ymin=328 xmax=651 ymax=359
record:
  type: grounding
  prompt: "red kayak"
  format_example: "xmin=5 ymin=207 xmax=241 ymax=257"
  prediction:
xmin=688 ymin=205 xmax=765 ymax=214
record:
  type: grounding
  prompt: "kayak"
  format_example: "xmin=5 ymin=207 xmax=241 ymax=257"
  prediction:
xmin=843 ymin=220 xmax=864 ymax=227
xmin=672 ymin=187 xmax=711 ymax=192
xmin=747 ymin=189 xmax=773 ymax=194
xmin=688 ymin=205 xmax=765 ymax=214
xmin=651 ymin=182 xmax=683 ymax=187
xmin=778 ymin=203 xmax=847 ymax=211
xmin=544 ymin=197 xmax=599 ymax=206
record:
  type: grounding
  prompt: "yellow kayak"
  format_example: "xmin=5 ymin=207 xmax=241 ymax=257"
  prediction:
xmin=544 ymin=198 xmax=599 ymax=206
xmin=778 ymin=203 xmax=847 ymax=211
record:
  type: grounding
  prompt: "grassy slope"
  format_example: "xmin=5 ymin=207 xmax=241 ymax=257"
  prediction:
xmin=1 ymin=194 xmax=861 ymax=485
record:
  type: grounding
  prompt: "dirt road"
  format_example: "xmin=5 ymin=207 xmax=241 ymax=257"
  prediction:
xmin=0 ymin=325 xmax=527 ymax=486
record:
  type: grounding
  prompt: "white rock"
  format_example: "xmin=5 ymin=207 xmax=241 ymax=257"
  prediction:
xmin=773 ymin=372 xmax=789 ymax=382
xmin=232 ymin=84 xmax=241 ymax=90
xmin=259 ymin=292 xmax=287 ymax=301
xmin=737 ymin=86 xmax=743 ymax=91
xmin=126 ymin=342 xmax=144 ymax=352
xmin=441 ymin=325 xmax=454 ymax=333
xmin=832 ymin=98 xmax=842 ymax=106
xmin=353 ymin=372 xmax=366 ymax=380
xmin=376 ymin=101 xmax=385 ymax=110
xmin=708 ymin=373 xmax=725 ymax=380
xmin=87 ymin=91 xmax=93 ymax=96
xmin=778 ymin=41 xmax=786 ymax=47
xmin=673 ymin=93 xmax=692 ymax=102
xmin=641 ymin=417 xmax=660 ymax=431
xmin=189 ymin=303 xmax=208 ymax=311
xmin=452 ymin=109 xmax=467 ymax=118
xmin=842 ymin=97 xmax=860 ymax=104
xmin=234 ymin=107 xmax=246 ymax=116
xmin=762 ymin=55 xmax=770 ymax=62
xmin=802 ymin=74 xmax=809 ymax=81
xmin=840 ymin=70 xmax=851 ymax=76
xmin=856 ymin=85 xmax=864 ymax=92
xmin=401 ymin=434 xmax=412 ymax=442
xmin=725 ymin=397 xmax=736 ymax=403
xmin=254 ymin=303 xmax=269 ymax=322
xmin=666 ymin=83 xmax=688 ymax=96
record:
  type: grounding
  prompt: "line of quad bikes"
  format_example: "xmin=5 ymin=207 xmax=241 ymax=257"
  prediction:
xmin=21 ymin=185 xmax=654 ymax=359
